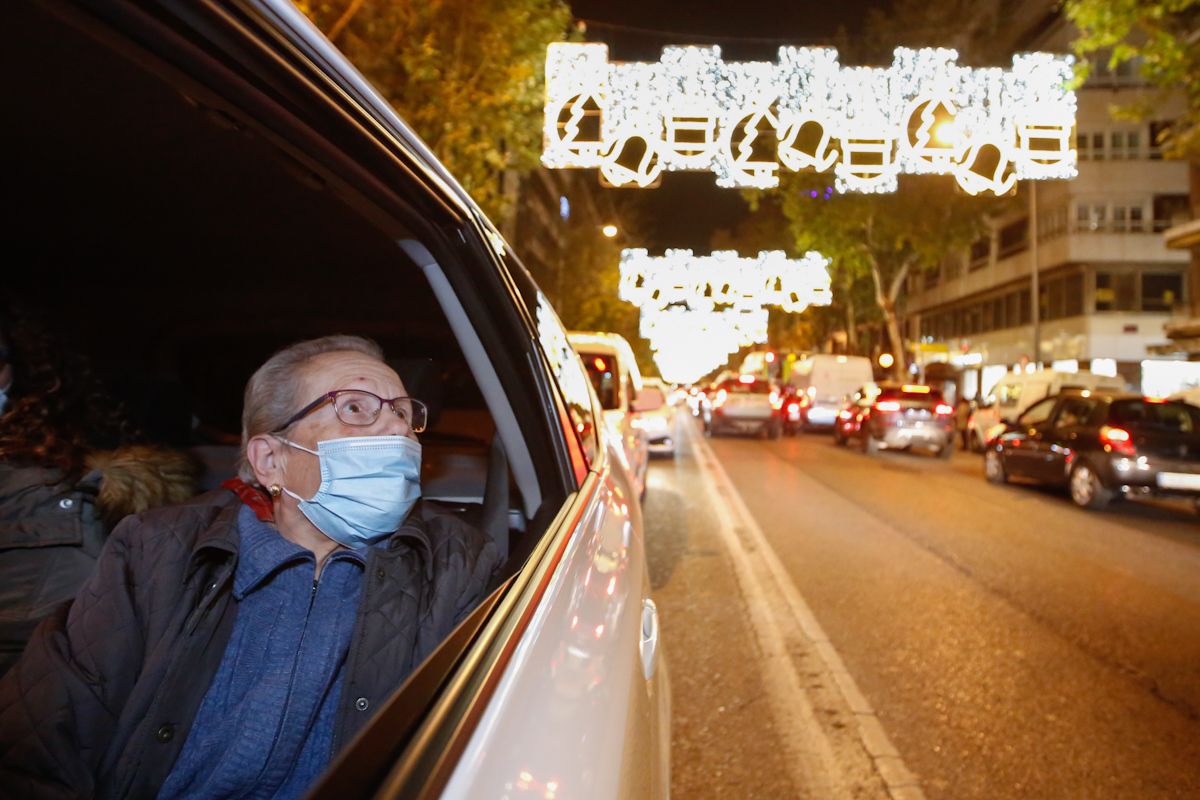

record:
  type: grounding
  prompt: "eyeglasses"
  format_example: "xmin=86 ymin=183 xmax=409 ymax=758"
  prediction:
xmin=275 ymin=389 xmax=428 ymax=433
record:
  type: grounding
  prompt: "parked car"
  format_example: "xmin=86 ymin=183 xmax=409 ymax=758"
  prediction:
xmin=705 ymin=375 xmax=784 ymax=438
xmin=788 ymin=354 xmax=874 ymax=431
xmin=569 ymin=331 xmax=651 ymax=499
xmin=985 ymin=392 xmax=1200 ymax=512
xmin=845 ymin=384 xmax=955 ymax=457
xmin=634 ymin=378 xmax=677 ymax=456
xmin=969 ymin=369 xmax=1126 ymax=451
xmin=5 ymin=1 xmax=669 ymax=797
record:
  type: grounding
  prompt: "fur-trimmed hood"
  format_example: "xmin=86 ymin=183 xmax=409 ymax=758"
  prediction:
xmin=85 ymin=445 xmax=202 ymax=527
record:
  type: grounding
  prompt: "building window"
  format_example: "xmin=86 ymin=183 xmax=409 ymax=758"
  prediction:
xmin=998 ymin=218 xmax=1028 ymax=257
xmin=1091 ymin=132 xmax=1105 ymax=160
xmin=1076 ymin=132 xmax=1089 ymax=161
xmin=1129 ymin=205 xmax=1145 ymax=232
xmin=1065 ymin=273 xmax=1084 ymax=317
xmin=1153 ymin=194 xmax=1191 ymax=231
xmin=969 ymin=237 xmax=990 ymax=271
xmin=1142 ymin=273 xmax=1184 ymax=312
xmin=1095 ymin=272 xmax=1137 ymax=312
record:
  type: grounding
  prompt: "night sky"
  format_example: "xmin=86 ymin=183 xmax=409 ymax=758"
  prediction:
xmin=567 ymin=0 xmax=879 ymax=252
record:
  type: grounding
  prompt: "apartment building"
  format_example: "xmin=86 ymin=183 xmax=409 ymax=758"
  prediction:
xmin=904 ymin=14 xmax=1194 ymax=400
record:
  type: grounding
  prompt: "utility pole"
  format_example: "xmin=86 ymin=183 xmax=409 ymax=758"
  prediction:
xmin=1029 ymin=181 xmax=1040 ymax=369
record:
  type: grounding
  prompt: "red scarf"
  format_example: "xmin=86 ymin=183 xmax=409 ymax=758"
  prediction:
xmin=221 ymin=478 xmax=275 ymax=522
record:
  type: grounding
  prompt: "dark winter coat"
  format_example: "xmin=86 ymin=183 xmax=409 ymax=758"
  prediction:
xmin=0 ymin=447 xmax=200 ymax=675
xmin=0 ymin=489 xmax=500 ymax=800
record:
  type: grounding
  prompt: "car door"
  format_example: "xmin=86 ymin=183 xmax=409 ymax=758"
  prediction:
xmin=1041 ymin=396 xmax=1098 ymax=484
xmin=1002 ymin=397 xmax=1059 ymax=478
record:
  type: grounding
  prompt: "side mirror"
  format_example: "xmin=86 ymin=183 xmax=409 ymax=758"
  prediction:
xmin=632 ymin=387 xmax=665 ymax=413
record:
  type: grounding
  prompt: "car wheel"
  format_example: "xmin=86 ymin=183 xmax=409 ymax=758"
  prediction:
xmin=984 ymin=449 xmax=1007 ymax=483
xmin=1069 ymin=463 xmax=1113 ymax=510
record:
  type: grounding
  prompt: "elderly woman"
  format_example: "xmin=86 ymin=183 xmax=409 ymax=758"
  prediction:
xmin=0 ymin=335 xmax=501 ymax=800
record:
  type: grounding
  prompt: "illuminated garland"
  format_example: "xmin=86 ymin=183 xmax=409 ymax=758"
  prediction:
xmin=544 ymin=43 xmax=1076 ymax=195
xmin=620 ymin=249 xmax=832 ymax=383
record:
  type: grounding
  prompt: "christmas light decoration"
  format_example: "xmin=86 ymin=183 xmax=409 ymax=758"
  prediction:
xmin=543 ymin=43 xmax=1076 ymax=195
xmin=619 ymin=249 xmax=833 ymax=384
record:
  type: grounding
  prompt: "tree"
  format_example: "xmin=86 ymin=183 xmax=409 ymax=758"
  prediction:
xmin=1064 ymin=0 xmax=1200 ymax=160
xmin=298 ymin=0 xmax=572 ymax=223
xmin=773 ymin=173 xmax=998 ymax=378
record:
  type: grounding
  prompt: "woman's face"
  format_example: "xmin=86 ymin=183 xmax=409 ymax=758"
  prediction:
xmin=277 ymin=351 xmax=412 ymax=500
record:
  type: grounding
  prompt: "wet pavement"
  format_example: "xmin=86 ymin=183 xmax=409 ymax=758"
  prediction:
xmin=644 ymin=412 xmax=1200 ymax=799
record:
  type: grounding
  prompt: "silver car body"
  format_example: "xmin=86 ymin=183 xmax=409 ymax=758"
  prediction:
xmin=17 ymin=0 xmax=670 ymax=796
xmin=636 ymin=379 xmax=677 ymax=455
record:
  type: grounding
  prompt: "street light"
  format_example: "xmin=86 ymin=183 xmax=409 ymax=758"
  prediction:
xmin=601 ymin=224 xmax=619 ymax=238
xmin=878 ymin=353 xmax=895 ymax=369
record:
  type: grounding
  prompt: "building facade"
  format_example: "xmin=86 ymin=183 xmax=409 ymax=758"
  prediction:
xmin=905 ymin=15 xmax=1194 ymax=400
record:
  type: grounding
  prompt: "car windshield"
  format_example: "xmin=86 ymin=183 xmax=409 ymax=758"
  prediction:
xmin=1108 ymin=400 xmax=1200 ymax=433
xmin=877 ymin=386 xmax=944 ymax=403
xmin=721 ymin=379 xmax=770 ymax=394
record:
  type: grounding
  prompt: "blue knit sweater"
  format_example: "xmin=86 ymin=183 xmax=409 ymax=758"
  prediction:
xmin=158 ymin=506 xmax=366 ymax=799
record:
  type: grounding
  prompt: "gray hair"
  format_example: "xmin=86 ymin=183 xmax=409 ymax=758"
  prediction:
xmin=237 ymin=334 xmax=384 ymax=484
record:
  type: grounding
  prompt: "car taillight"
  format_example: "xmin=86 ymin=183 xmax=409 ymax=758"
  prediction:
xmin=769 ymin=390 xmax=783 ymax=410
xmin=935 ymin=403 xmax=953 ymax=416
xmin=1099 ymin=425 xmax=1135 ymax=456
xmin=874 ymin=400 xmax=901 ymax=413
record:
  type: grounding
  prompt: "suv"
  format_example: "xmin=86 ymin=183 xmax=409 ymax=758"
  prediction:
xmin=4 ymin=1 xmax=669 ymax=797
xmin=985 ymin=392 xmax=1200 ymax=512
xmin=848 ymin=384 xmax=955 ymax=457
xmin=705 ymin=375 xmax=784 ymax=438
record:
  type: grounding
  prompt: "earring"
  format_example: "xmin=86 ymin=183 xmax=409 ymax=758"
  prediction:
xmin=268 ymin=484 xmax=282 ymax=498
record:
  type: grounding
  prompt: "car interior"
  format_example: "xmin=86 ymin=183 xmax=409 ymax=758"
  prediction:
xmin=5 ymin=0 xmax=557 ymax=576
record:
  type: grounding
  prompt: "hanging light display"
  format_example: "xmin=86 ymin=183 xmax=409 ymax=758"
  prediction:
xmin=543 ymin=43 xmax=1076 ymax=195
xmin=620 ymin=249 xmax=832 ymax=384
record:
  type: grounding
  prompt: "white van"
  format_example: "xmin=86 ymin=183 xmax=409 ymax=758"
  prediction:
xmin=568 ymin=331 xmax=653 ymax=497
xmin=969 ymin=369 xmax=1128 ymax=449
xmin=788 ymin=354 xmax=874 ymax=430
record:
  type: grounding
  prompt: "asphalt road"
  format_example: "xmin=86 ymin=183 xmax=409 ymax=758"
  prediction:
xmin=644 ymin=412 xmax=1200 ymax=799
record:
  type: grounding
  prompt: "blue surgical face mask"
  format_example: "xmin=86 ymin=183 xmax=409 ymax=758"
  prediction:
xmin=279 ymin=434 xmax=422 ymax=549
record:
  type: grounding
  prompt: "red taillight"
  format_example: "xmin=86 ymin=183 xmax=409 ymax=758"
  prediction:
xmin=1143 ymin=396 xmax=1168 ymax=404
xmin=935 ymin=403 xmax=953 ymax=416
xmin=1099 ymin=425 xmax=1135 ymax=456
xmin=874 ymin=400 xmax=901 ymax=413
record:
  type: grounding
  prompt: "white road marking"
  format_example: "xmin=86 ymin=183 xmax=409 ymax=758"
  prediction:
xmin=685 ymin=421 xmax=925 ymax=800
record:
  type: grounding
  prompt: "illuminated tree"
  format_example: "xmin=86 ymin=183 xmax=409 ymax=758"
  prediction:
xmin=298 ymin=0 xmax=573 ymax=223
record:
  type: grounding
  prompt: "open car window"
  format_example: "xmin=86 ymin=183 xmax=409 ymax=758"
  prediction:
xmin=4 ymin=5 xmax=583 ymax=796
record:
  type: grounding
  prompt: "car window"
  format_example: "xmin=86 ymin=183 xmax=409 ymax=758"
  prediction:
xmin=721 ymin=379 xmax=770 ymax=394
xmin=1054 ymin=397 xmax=1096 ymax=428
xmin=1018 ymin=397 xmax=1057 ymax=426
xmin=578 ymin=351 xmax=620 ymax=410
xmin=1109 ymin=400 xmax=1200 ymax=433
xmin=534 ymin=295 xmax=598 ymax=469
